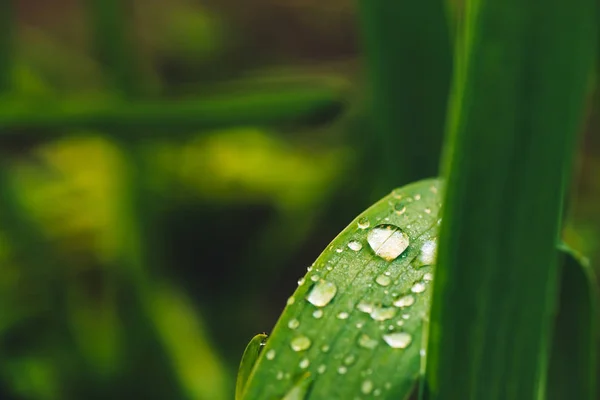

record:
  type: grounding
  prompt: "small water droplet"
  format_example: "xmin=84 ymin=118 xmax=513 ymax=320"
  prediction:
xmin=414 ymin=194 xmax=421 ymax=200
xmin=344 ymin=354 xmax=357 ymax=365
xmin=396 ymin=320 xmax=404 ymax=327
xmin=430 ymin=185 xmax=438 ymax=194
xmin=357 ymin=334 xmax=379 ymax=349
xmin=367 ymin=224 xmax=410 ymax=261
xmin=391 ymin=188 xmax=403 ymax=199
xmin=306 ymin=280 xmax=338 ymax=307
xmin=384 ymin=382 xmax=391 ymax=390
xmin=374 ymin=388 xmax=382 ymax=396
xmin=375 ymin=274 xmax=392 ymax=287
xmin=299 ymin=358 xmax=310 ymax=369
xmin=290 ymin=335 xmax=312 ymax=352
xmin=370 ymin=306 xmax=397 ymax=321
xmin=357 ymin=217 xmax=370 ymax=229
xmin=420 ymin=349 xmax=426 ymax=357
xmin=361 ymin=380 xmax=374 ymax=395
xmin=383 ymin=332 xmax=412 ymax=349
xmin=276 ymin=371 xmax=284 ymax=380
xmin=424 ymin=207 xmax=432 ymax=214
xmin=393 ymin=294 xmax=415 ymax=308
xmin=348 ymin=240 xmax=363 ymax=251
xmin=287 ymin=296 xmax=295 ymax=305
xmin=288 ymin=319 xmax=300 ymax=329
xmin=393 ymin=202 xmax=407 ymax=215
xmin=423 ymin=272 xmax=434 ymax=281
xmin=321 ymin=344 xmax=330 ymax=353
xmin=266 ymin=349 xmax=276 ymax=360
xmin=317 ymin=364 xmax=327 ymax=374
xmin=307 ymin=265 xmax=313 ymax=272
xmin=417 ymin=240 xmax=437 ymax=266
xmin=411 ymin=282 xmax=427 ymax=293
xmin=310 ymin=274 xmax=320 ymax=282
xmin=297 ymin=277 xmax=305 ymax=286
xmin=402 ymin=314 xmax=410 ymax=320
xmin=336 ymin=247 xmax=343 ymax=253
xmin=337 ymin=366 xmax=348 ymax=375
xmin=312 ymin=309 xmax=323 ymax=319
xmin=356 ymin=301 xmax=374 ymax=313
xmin=337 ymin=311 xmax=349 ymax=320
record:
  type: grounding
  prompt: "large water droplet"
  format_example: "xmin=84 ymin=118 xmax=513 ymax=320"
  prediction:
xmin=393 ymin=294 xmax=415 ymax=308
xmin=306 ymin=280 xmax=337 ymax=307
xmin=411 ymin=282 xmax=427 ymax=293
xmin=361 ymin=380 xmax=374 ymax=395
xmin=375 ymin=274 xmax=392 ymax=287
xmin=266 ymin=349 xmax=276 ymax=360
xmin=367 ymin=224 xmax=410 ymax=261
xmin=290 ymin=335 xmax=312 ymax=352
xmin=348 ymin=240 xmax=363 ymax=251
xmin=370 ymin=306 xmax=397 ymax=321
xmin=358 ymin=334 xmax=378 ymax=349
xmin=288 ymin=319 xmax=300 ymax=329
xmin=383 ymin=332 xmax=412 ymax=349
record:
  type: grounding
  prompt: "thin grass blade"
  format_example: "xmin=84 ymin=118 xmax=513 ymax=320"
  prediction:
xmin=236 ymin=333 xmax=268 ymax=400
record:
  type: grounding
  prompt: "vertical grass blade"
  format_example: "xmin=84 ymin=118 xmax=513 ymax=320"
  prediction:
xmin=236 ymin=333 xmax=267 ymax=400
xmin=426 ymin=0 xmax=597 ymax=399
xmin=547 ymin=245 xmax=598 ymax=400
xmin=0 ymin=0 xmax=13 ymax=93
xmin=356 ymin=0 xmax=452 ymax=190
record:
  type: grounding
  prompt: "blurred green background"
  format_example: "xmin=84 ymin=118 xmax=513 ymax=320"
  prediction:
xmin=0 ymin=1 xmax=598 ymax=399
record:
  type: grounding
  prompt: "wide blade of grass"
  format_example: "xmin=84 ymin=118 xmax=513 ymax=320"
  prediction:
xmin=356 ymin=0 xmax=451 ymax=190
xmin=427 ymin=0 xmax=597 ymax=399
xmin=547 ymin=244 xmax=598 ymax=400
xmin=242 ymin=178 xmax=443 ymax=400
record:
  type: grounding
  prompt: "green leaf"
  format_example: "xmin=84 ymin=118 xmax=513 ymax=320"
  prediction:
xmin=236 ymin=333 xmax=268 ymax=400
xmin=428 ymin=0 xmax=597 ymax=399
xmin=242 ymin=178 xmax=443 ymax=399
xmin=547 ymin=245 xmax=598 ymax=400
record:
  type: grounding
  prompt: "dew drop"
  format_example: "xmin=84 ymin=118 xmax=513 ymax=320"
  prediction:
xmin=266 ymin=349 xmax=276 ymax=360
xmin=383 ymin=332 xmax=412 ymax=349
xmin=420 ymin=349 xmax=426 ymax=357
xmin=348 ymin=240 xmax=363 ymax=251
xmin=370 ymin=306 xmax=397 ymax=321
xmin=356 ymin=321 xmax=364 ymax=328
xmin=424 ymin=207 xmax=432 ymax=214
xmin=344 ymin=354 xmax=357 ymax=365
xmin=307 ymin=265 xmax=313 ymax=272
xmin=411 ymin=282 xmax=427 ymax=293
xmin=402 ymin=314 xmax=410 ymax=320
xmin=297 ymin=277 xmax=305 ymax=286
xmin=356 ymin=301 xmax=374 ymax=314
xmin=276 ymin=371 xmax=284 ymax=380
xmin=317 ymin=364 xmax=327 ymax=374
xmin=321 ymin=344 xmax=330 ymax=353
xmin=374 ymin=388 xmax=382 ymax=396
xmin=391 ymin=188 xmax=403 ymax=199
xmin=299 ymin=358 xmax=310 ymax=369
xmin=414 ymin=194 xmax=421 ymax=200
xmin=423 ymin=272 xmax=434 ymax=281
xmin=306 ymin=280 xmax=338 ymax=307
xmin=393 ymin=202 xmax=407 ymax=215
xmin=357 ymin=217 xmax=370 ymax=229
xmin=338 ymin=366 xmax=348 ymax=375
xmin=393 ymin=294 xmax=415 ymax=308
xmin=430 ymin=185 xmax=438 ymax=194
xmin=337 ymin=311 xmax=349 ymax=320
xmin=375 ymin=274 xmax=392 ymax=287
xmin=367 ymin=224 xmax=410 ymax=261
xmin=288 ymin=319 xmax=300 ymax=329
xmin=290 ymin=335 xmax=312 ymax=352
xmin=312 ymin=309 xmax=323 ymax=319
xmin=396 ymin=320 xmax=404 ymax=327
xmin=361 ymin=380 xmax=374 ymax=395
xmin=417 ymin=240 xmax=437 ymax=266
xmin=287 ymin=296 xmax=295 ymax=305
xmin=357 ymin=334 xmax=379 ymax=349
xmin=310 ymin=274 xmax=320 ymax=282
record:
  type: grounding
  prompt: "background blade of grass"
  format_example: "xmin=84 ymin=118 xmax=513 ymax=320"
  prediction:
xmin=547 ymin=244 xmax=598 ymax=400
xmin=242 ymin=178 xmax=443 ymax=400
xmin=427 ymin=0 xmax=597 ymax=399
xmin=236 ymin=333 xmax=267 ymax=400
xmin=0 ymin=88 xmax=345 ymax=132
xmin=0 ymin=0 xmax=13 ymax=93
xmin=356 ymin=0 xmax=451 ymax=192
